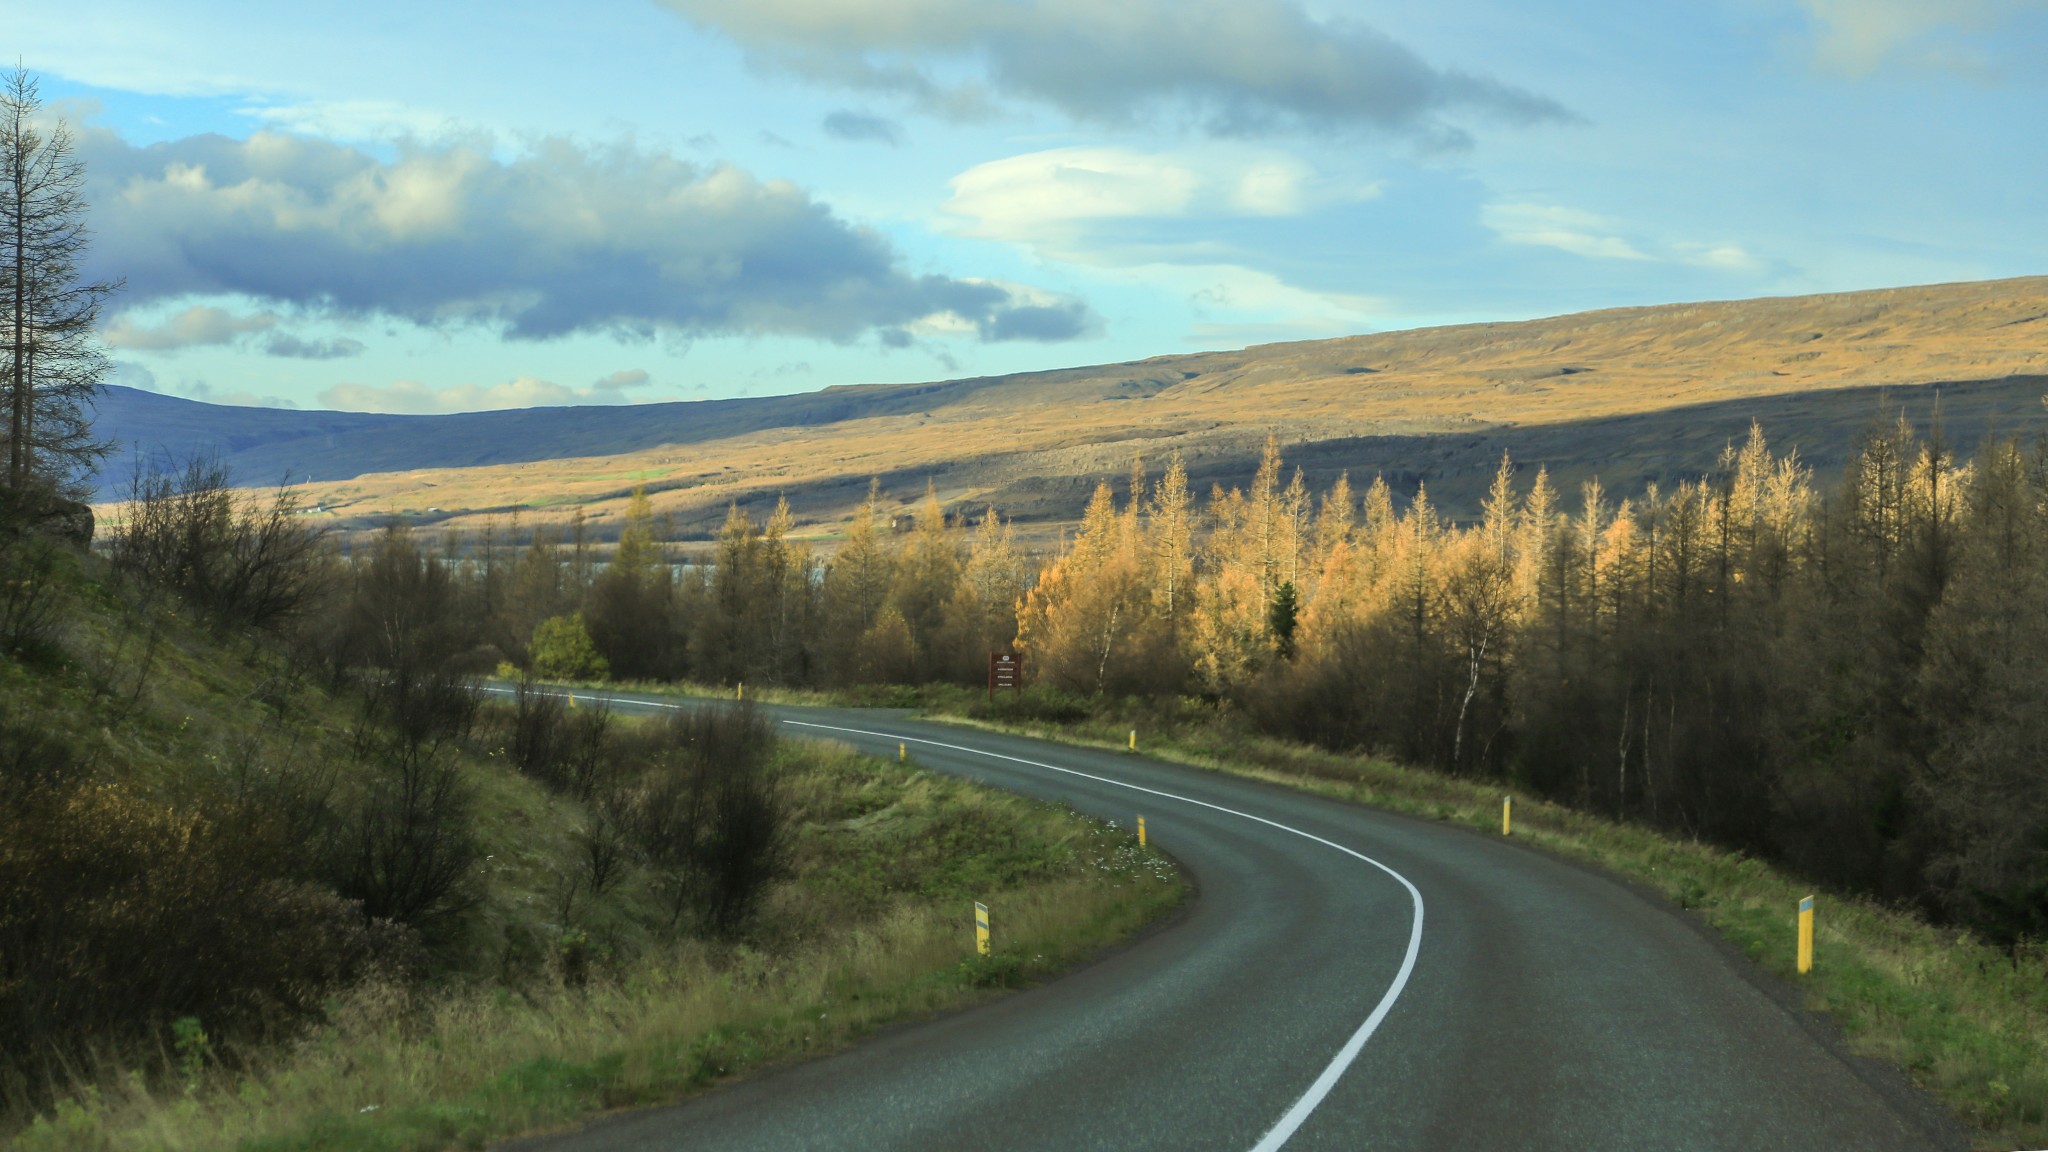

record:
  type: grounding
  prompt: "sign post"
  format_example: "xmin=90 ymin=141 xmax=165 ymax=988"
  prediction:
xmin=975 ymin=901 xmax=991 ymax=957
xmin=987 ymin=651 xmax=1022 ymax=702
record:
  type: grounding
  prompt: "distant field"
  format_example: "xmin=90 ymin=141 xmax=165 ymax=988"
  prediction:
xmin=97 ymin=275 xmax=2048 ymax=549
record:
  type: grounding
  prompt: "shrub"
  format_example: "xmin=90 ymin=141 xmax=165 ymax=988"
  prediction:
xmin=0 ymin=535 xmax=66 ymax=661
xmin=110 ymin=454 xmax=332 ymax=632
xmin=331 ymin=747 xmax=479 ymax=941
xmin=531 ymin=613 xmax=608 ymax=681
xmin=336 ymin=671 xmax=482 ymax=943
xmin=612 ymin=703 xmax=788 ymax=937
xmin=0 ymin=712 xmax=413 ymax=1102
xmin=979 ymin=684 xmax=1094 ymax=725
xmin=506 ymin=680 xmax=612 ymax=799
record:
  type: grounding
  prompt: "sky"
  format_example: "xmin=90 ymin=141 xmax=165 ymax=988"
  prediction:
xmin=12 ymin=0 xmax=2048 ymax=413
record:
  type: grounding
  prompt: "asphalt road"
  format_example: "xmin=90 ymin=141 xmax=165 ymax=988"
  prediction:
xmin=496 ymin=689 xmax=1966 ymax=1152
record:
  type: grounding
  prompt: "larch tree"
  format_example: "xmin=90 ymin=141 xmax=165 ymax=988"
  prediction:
xmin=939 ymin=504 xmax=1025 ymax=678
xmin=1146 ymin=453 xmax=1196 ymax=642
xmin=889 ymin=483 xmax=964 ymax=680
xmin=1 ymin=67 xmax=116 ymax=496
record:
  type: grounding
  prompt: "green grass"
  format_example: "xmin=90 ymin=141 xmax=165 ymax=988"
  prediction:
xmin=860 ymin=687 xmax=2043 ymax=1151
xmin=2 ymin=564 xmax=1183 ymax=1152
xmin=8 ymin=736 xmax=1183 ymax=1152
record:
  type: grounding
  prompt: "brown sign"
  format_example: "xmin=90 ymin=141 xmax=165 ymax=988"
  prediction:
xmin=988 ymin=651 xmax=1022 ymax=698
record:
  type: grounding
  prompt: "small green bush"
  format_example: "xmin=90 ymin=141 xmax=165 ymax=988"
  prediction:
xmin=531 ymin=614 xmax=608 ymax=681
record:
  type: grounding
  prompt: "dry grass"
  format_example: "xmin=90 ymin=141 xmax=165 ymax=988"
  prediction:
xmin=149 ymin=275 xmax=2048 ymax=548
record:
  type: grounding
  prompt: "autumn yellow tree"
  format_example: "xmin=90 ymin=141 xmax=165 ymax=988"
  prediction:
xmin=888 ymin=483 xmax=964 ymax=681
xmin=938 ymin=504 xmax=1027 ymax=679
xmin=820 ymin=479 xmax=898 ymax=683
xmin=1016 ymin=474 xmax=1167 ymax=694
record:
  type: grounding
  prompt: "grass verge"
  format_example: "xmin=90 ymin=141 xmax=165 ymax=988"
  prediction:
xmin=8 ymin=736 xmax=1183 ymax=1152
xmin=891 ymin=688 xmax=2043 ymax=1151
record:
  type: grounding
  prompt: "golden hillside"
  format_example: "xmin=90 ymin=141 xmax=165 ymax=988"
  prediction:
xmin=212 ymin=276 xmax=2048 ymax=548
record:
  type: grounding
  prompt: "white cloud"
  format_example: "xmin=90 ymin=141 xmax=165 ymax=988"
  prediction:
xmin=109 ymin=360 xmax=160 ymax=392
xmin=1481 ymin=203 xmax=1652 ymax=261
xmin=1482 ymin=203 xmax=1775 ymax=274
xmin=1677 ymin=243 xmax=1766 ymax=272
xmin=944 ymin=146 xmax=1354 ymax=263
xmin=1098 ymin=260 xmax=1388 ymax=345
xmin=943 ymin=146 xmax=1390 ymax=344
xmin=237 ymin=98 xmax=465 ymax=143
xmin=1169 ymin=263 xmax=1387 ymax=322
xmin=317 ymin=375 xmax=644 ymax=414
xmin=102 ymin=305 xmax=277 ymax=350
xmin=1796 ymin=0 xmax=2047 ymax=76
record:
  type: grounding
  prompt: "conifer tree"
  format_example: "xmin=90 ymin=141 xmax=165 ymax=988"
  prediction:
xmin=1 ymin=67 xmax=117 ymax=494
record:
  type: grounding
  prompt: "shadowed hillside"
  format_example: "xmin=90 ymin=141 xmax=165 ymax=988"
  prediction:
xmin=97 ymin=275 xmax=2048 ymax=543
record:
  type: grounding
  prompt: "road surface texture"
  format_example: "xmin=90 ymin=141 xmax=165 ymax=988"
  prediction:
xmin=497 ymin=690 xmax=1966 ymax=1152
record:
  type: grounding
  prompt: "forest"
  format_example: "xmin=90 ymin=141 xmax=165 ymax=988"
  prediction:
xmin=404 ymin=418 xmax=2048 ymax=950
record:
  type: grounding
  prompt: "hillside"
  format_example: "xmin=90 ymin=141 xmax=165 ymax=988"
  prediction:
xmin=0 ymin=518 xmax=1181 ymax=1148
xmin=97 ymin=275 xmax=2048 ymax=543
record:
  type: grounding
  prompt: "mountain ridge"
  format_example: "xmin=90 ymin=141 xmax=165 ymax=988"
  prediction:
xmin=94 ymin=275 xmax=2048 ymax=542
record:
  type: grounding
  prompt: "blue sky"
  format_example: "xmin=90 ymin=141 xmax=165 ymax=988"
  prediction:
xmin=15 ymin=0 xmax=2048 ymax=412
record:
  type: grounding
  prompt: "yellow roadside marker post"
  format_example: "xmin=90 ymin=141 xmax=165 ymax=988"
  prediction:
xmin=1502 ymin=795 xmax=1512 ymax=836
xmin=737 ymin=682 xmax=744 ymax=700
xmin=1129 ymin=728 xmax=1137 ymax=752
xmin=899 ymin=742 xmax=906 ymax=762
xmin=1138 ymin=816 xmax=1147 ymax=847
xmin=1797 ymin=895 xmax=1815 ymax=974
xmin=974 ymin=902 xmax=991 ymax=957
xmin=567 ymin=692 xmax=577 ymax=710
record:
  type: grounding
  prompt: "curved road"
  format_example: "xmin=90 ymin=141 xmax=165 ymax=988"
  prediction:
xmin=499 ymin=691 xmax=1964 ymax=1152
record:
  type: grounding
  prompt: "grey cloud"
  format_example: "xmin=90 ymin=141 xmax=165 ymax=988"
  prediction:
xmin=81 ymin=129 xmax=1096 ymax=345
xmin=593 ymin=368 xmax=652 ymax=391
xmin=976 ymin=300 xmax=1098 ymax=342
xmin=264 ymin=334 xmax=365 ymax=359
xmin=823 ymin=110 xmax=903 ymax=145
xmin=662 ymin=0 xmax=1573 ymax=138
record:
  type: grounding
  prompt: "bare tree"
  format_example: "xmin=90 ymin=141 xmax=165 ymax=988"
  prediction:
xmin=1 ymin=67 xmax=118 ymax=495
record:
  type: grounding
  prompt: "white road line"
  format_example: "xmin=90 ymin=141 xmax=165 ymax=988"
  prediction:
xmin=478 ymin=685 xmax=1425 ymax=1151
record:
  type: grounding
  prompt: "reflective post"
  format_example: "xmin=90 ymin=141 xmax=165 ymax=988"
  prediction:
xmin=1797 ymin=895 xmax=1815 ymax=974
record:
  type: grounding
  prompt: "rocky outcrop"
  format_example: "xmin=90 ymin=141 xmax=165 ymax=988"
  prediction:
xmin=32 ymin=498 xmax=94 ymax=547
xmin=0 ymin=489 xmax=95 ymax=547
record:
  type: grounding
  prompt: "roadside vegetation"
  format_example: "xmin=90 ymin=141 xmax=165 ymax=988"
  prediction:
xmin=1 ymin=458 xmax=1179 ymax=1150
